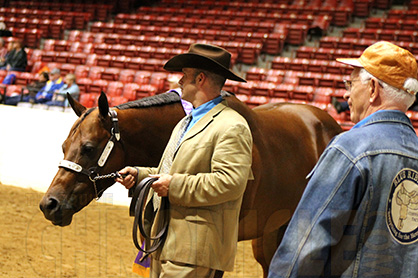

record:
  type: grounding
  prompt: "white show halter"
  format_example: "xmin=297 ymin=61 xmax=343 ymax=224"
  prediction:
xmin=58 ymin=109 xmax=121 ymax=200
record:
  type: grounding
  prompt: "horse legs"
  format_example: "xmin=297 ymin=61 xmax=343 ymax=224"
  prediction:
xmin=252 ymin=237 xmax=269 ymax=277
xmin=252 ymin=224 xmax=288 ymax=278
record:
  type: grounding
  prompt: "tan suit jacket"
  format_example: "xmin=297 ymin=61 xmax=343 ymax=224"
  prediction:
xmin=136 ymin=99 xmax=253 ymax=271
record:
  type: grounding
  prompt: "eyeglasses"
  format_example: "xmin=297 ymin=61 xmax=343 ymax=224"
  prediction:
xmin=344 ymin=78 xmax=383 ymax=91
xmin=343 ymin=79 xmax=352 ymax=91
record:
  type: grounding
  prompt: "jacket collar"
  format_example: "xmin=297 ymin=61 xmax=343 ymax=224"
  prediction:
xmin=353 ymin=110 xmax=414 ymax=133
xmin=181 ymin=99 xmax=228 ymax=143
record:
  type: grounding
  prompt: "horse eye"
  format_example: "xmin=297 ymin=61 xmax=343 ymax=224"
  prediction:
xmin=81 ymin=145 xmax=95 ymax=156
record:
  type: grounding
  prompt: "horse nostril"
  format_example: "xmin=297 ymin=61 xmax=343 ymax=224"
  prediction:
xmin=46 ymin=197 xmax=59 ymax=211
xmin=40 ymin=197 xmax=60 ymax=213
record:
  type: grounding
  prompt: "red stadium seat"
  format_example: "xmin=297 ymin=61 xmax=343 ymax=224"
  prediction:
xmin=96 ymin=54 xmax=114 ymax=67
xmin=88 ymin=66 xmax=105 ymax=80
xmin=79 ymin=92 xmax=100 ymax=108
xmin=109 ymin=96 xmax=129 ymax=107
xmin=74 ymin=65 xmax=90 ymax=79
xmin=135 ymin=84 xmax=158 ymax=98
xmin=126 ymin=57 xmax=145 ymax=70
xmin=122 ymin=83 xmax=140 ymax=101
xmin=291 ymin=85 xmax=315 ymax=101
xmin=90 ymin=79 xmax=109 ymax=94
xmin=101 ymin=68 xmax=121 ymax=81
xmin=150 ymin=72 xmax=168 ymax=91
xmin=60 ymin=64 xmax=76 ymax=75
xmin=4 ymin=84 xmax=22 ymax=97
xmin=68 ymin=53 xmax=87 ymax=65
xmin=15 ymin=72 xmax=35 ymax=86
xmin=41 ymin=51 xmax=57 ymax=62
xmin=77 ymin=78 xmax=93 ymax=94
xmin=55 ymin=52 xmax=70 ymax=64
xmin=119 ymin=69 xmax=135 ymax=83
xmin=271 ymin=84 xmax=293 ymax=99
xmin=106 ymin=81 xmax=124 ymax=97
xmin=92 ymin=43 xmax=110 ymax=55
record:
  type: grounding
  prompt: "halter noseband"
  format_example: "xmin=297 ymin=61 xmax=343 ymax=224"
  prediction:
xmin=58 ymin=109 xmax=121 ymax=200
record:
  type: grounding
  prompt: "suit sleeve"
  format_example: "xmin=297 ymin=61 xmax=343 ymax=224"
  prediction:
xmin=135 ymin=166 xmax=158 ymax=182
xmin=168 ymin=123 xmax=253 ymax=207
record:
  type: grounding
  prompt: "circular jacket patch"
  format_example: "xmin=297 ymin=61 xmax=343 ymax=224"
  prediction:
xmin=386 ymin=168 xmax=418 ymax=244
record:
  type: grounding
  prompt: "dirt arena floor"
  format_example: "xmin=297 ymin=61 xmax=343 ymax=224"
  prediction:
xmin=0 ymin=183 xmax=263 ymax=278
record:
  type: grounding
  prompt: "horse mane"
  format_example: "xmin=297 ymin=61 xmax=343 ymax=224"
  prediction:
xmin=116 ymin=91 xmax=181 ymax=110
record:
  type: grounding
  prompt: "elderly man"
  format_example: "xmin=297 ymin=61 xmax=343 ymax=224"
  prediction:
xmin=34 ymin=68 xmax=64 ymax=104
xmin=46 ymin=73 xmax=80 ymax=107
xmin=268 ymin=41 xmax=418 ymax=278
xmin=117 ymin=44 xmax=253 ymax=278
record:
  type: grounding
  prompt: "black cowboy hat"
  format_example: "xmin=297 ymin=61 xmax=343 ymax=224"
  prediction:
xmin=164 ymin=43 xmax=246 ymax=82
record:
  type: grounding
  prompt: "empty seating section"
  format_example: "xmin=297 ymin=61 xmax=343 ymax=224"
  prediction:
xmin=9 ymin=2 xmax=113 ymax=21
xmin=157 ymin=0 xmax=354 ymax=26
xmin=1 ymin=0 xmax=417 ymax=131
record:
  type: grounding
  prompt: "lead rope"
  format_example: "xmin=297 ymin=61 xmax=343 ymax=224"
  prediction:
xmin=129 ymin=177 xmax=170 ymax=261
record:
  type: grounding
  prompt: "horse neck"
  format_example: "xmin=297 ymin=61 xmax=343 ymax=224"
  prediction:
xmin=117 ymin=103 xmax=186 ymax=167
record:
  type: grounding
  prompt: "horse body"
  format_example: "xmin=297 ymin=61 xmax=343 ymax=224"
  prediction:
xmin=40 ymin=92 xmax=342 ymax=277
xmin=237 ymin=101 xmax=337 ymax=240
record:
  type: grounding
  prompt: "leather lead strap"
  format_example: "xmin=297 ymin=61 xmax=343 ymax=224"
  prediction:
xmin=130 ymin=177 xmax=170 ymax=261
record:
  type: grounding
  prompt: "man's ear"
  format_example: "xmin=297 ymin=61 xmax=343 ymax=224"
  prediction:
xmin=369 ymin=78 xmax=380 ymax=103
xmin=197 ymin=72 xmax=205 ymax=83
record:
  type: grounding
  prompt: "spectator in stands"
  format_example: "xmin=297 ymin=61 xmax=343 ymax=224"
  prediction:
xmin=33 ymin=68 xmax=64 ymax=104
xmin=0 ymin=38 xmax=8 ymax=65
xmin=268 ymin=41 xmax=418 ymax=278
xmin=0 ymin=39 xmax=27 ymax=72
xmin=331 ymin=96 xmax=349 ymax=113
xmin=46 ymin=73 xmax=80 ymax=107
xmin=3 ymin=71 xmax=49 ymax=105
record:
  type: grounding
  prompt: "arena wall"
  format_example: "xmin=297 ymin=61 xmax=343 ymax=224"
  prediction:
xmin=0 ymin=104 xmax=131 ymax=206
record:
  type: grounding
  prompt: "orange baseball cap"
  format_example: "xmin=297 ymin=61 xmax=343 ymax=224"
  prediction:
xmin=337 ymin=41 xmax=418 ymax=94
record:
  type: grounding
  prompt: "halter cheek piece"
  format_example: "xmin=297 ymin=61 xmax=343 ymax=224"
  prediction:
xmin=58 ymin=109 xmax=121 ymax=200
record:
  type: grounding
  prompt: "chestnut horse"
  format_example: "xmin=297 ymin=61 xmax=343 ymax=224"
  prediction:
xmin=40 ymin=91 xmax=342 ymax=277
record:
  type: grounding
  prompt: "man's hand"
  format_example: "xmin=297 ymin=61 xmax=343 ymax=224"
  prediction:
xmin=149 ymin=174 xmax=172 ymax=197
xmin=115 ymin=166 xmax=138 ymax=189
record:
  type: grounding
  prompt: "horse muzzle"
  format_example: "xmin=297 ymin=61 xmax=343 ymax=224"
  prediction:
xmin=39 ymin=195 xmax=74 ymax=226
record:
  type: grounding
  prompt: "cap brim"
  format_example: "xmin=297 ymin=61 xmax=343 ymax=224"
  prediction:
xmin=164 ymin=53 xmax=246 ymax=82
xmin=336 ymin=58 xmax=364 ymax=68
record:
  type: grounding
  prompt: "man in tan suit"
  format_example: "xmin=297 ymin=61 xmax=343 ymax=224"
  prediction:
xmin=117 ymin=43 xmax=253 ymax=278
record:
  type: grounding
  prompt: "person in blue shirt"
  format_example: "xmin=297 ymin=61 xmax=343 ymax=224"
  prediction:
xmin=268 ymin=41 xmax=418 ymax=278
xmin=34 ymin=68 xmax=64 ymax=104
xmin=46 ymin=73 xmax=80 ymax=107
xmin=116 ymin=43 xmax=252 ymax=278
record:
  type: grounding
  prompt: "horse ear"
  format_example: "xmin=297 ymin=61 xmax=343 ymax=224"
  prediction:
xmin=67 ymin=93 xmax=86 ymax=117
xmin=98 ymin=91 xmax=109 ymax=118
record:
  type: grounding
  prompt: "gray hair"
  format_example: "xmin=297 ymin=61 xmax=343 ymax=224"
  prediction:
xmin=404 ymin=77 xmax=418 ymax=95
xmin=359 ymin=69 xmax=416 ymax=109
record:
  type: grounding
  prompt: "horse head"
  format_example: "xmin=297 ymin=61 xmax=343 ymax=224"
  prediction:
xmin=39 ymin=92 xmax=126 ymax=226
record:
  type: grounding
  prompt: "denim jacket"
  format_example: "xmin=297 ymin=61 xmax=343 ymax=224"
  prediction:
xmin=268 ymin=110 xmax=418 ymax=278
